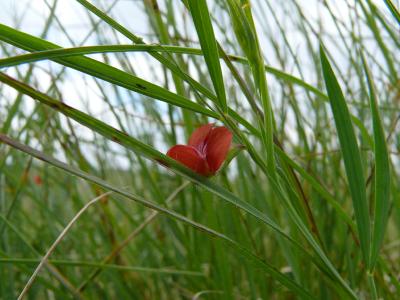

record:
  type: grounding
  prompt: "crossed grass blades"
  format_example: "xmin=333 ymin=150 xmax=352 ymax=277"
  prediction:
xmin=0 ymin=0 xmax=398 ymax=299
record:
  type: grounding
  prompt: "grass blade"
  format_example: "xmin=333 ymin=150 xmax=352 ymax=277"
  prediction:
xmin=0 ymin=24 xmax=218 ymax=118
xmin=383 ymin=0 xmax=400 ymax=25
xmin=225 ymin=0 xmax=276 ymax=178
xmin=0 ymin=258 xmax=204 ymax=276
xmin=186 ymin=0 xmax=227 ymax=111
xmin=320 ymin=46 xmax=371 ymax=266
xmin=0 ymin=42 xmax=329 ymax=102
xmin=361 ymin=54 xmax=391 ymax=271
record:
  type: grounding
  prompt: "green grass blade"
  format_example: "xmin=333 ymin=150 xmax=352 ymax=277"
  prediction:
xmin=361 ymin=55 xmax=391 ymax=271
xmin=319 ymin=46 xmax=371 ymax=266
xmin=186 ymin=0 xmax=227 ymax=111
xmin=75 ymin=0 xmax=222 ymax=104
xmin=383 ymin=0 xmax=400 ymax=25
xmin=0 ymin=24 xmax=218 ymax=118
xmin=0 ymin=42 xmax=329 ymax=102
xmin=275 ymin=147 xmax=356 ymax=234
xmin=361 ymin=1 xmax=398 ymax=85
xmin=0 ymin=258 xmax=204 ymax=276
xmin=0 ymin=45 xmax=198 ymax=69
xmin=225 ymin=0 xmax=276 ymax=178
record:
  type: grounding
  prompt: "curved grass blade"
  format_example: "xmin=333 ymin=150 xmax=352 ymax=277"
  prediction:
xmin=0 ymin=42 xmax=328 ymax=102
xmin=0 ymin=45 xmax=196 ymax=69
xmin=0 ymin=24 xmax=218 ymax=118
xmin=75 ymin=0 xmax=219 ymax=104
xmin=361 ymin=55 xmax=391 ymax=271
xmin=0 ymin=258 xmax=204 ymax=276
xmin=320 ymin=46 xmax=371 ymax=266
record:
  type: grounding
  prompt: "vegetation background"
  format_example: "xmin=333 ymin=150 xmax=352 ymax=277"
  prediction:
xmin=0 ymin=0 xmax=399 ymax=299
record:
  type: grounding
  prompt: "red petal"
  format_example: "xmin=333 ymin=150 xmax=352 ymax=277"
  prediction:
xmin=33 ymin=175 xmax=43 ymax=185
xmin=205 ymin=127 xmax=233 ymax=173
xmin=166 ymin=145 xmax=210 ymax=176
xmin=188 ymin=124 xmax=213 ymax=151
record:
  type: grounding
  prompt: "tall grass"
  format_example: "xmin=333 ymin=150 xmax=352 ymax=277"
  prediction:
xmin=0 ymin=0 xmax=399 ymax=299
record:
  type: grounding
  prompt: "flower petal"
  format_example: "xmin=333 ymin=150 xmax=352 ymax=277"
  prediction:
xmin=33 ymin=175 xmax=43 ymax=185
xmin=205 ymin=126 xmax=233 ymax=173
xmin=166 ymin=145 xmax=210 ymax=176
xmin=188 ymin=123 xmax=213 ymax=151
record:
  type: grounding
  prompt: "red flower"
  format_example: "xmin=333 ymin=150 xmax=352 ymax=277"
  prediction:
xmin=33 ymin=175 xmax=43 ymax=185
xmin=167 ymin=124 xmax=233 ymax=176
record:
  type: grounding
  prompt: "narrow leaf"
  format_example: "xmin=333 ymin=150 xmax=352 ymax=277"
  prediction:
xmin=361 ymin=54 xmax=391 ymax=270
xmin=383 ymin=0 xmax=400 ymax=25
xmin=320 ymin=46 xmax=371 ymax=266
xmin=187 ymin=0 xmax=227 ymax=111
xmin=0 ymin=24 xmax=217 ymax=118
